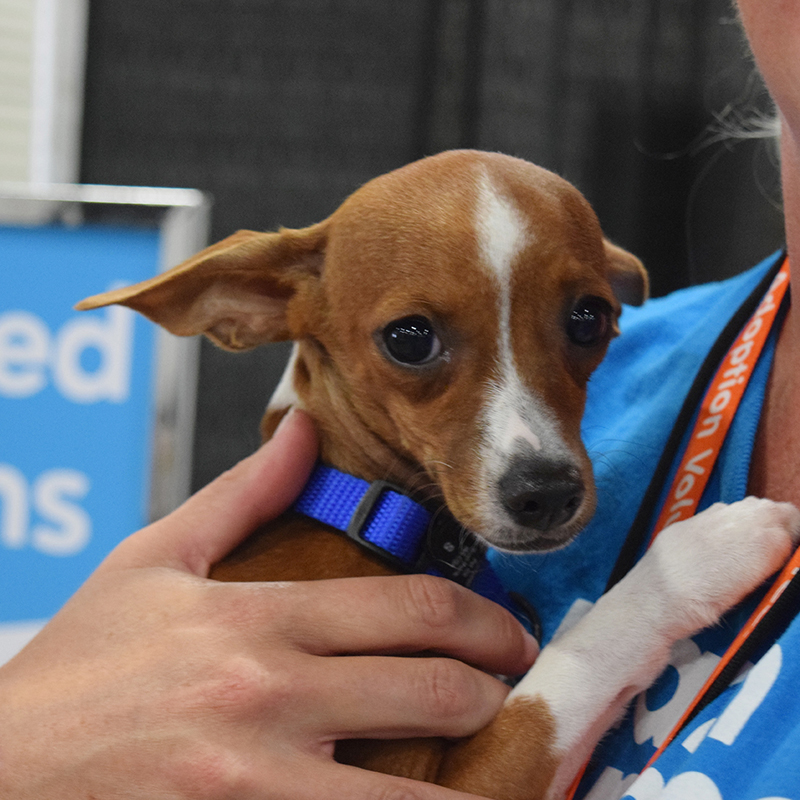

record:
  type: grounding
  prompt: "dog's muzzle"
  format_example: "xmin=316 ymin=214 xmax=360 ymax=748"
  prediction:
xmin=498 ymin=453 xmax=585 ymax=532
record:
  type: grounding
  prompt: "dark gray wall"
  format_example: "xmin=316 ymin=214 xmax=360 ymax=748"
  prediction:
xmin=80 ymin=0 xmax=784 ymax=491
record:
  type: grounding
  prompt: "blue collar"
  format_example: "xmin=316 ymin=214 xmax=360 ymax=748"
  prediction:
xmin=293 ymin=463 xmax=540 ymax=638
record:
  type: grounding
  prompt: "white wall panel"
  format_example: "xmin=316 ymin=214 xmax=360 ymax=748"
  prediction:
xmin=0 ymin=0 xmax=87 ymax=182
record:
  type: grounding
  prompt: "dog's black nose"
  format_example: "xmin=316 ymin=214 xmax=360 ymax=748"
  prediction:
xmin=499 ymin=455 xmax=585 ymax=531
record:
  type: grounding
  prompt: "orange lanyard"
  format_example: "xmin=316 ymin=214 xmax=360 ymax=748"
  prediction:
xmin=648 ymin=260 xmax=790 ymax=542
xmin=567 ymin=259 xmax=793 ymax=799
xmin=641 ymin=259 xmax=792 ymax=767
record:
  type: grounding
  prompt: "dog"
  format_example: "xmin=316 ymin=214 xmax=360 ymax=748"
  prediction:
xmin=77 ymin=150 xmax=800 ymax=799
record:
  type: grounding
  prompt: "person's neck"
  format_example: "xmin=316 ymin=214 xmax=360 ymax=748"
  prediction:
xmin=748 ymin=124 xmax=800 ymax=504
xmin=780 ymin=123 xmax=800 ymax=308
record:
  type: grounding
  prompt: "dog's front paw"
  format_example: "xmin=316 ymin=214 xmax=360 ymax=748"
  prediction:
xmin=650 ymin=497 xmax=800 ymax=634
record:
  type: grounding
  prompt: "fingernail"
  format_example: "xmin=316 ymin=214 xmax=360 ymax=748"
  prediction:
xmin=523 ymin=630 xmax=540 ymax=663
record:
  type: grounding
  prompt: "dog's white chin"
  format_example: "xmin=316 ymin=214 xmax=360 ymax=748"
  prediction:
xmin=485 ymin=528 xmax=579 ymax=553
xmin=475 ymin=500 xmax=595 ymax=553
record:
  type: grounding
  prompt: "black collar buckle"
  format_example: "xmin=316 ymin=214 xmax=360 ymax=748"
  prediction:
xmin=418 ymin=509 xmax=488 ymax=588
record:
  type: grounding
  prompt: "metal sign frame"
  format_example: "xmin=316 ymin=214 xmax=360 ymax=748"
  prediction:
xmin=0 ymin=182 xmax=210 ymax=661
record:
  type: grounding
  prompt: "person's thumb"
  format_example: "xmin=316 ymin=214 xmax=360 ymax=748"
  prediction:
xmin=100 ymin=408 xmax=319 ymax=575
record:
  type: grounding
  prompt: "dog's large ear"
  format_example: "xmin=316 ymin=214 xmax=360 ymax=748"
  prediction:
xmin=604 ymin=239 xmax=648 ymax=307
xmin=75 ymin=224 xmax=327 ymax=350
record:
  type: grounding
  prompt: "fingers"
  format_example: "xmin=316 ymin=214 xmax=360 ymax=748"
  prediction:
xmin=241 ymin=757 xmax=496 ymax=800
xmin=102 ymin=408 xmax=319 ymax=574
xmin=165 ymin=574 xmax=533 ymax=744
xmin=208 ymin=749 xmax=496 ymax=800
xmin=322 ymin=762 xmax=494 ymax=800
xmin=262 ymin=574 xmax=538 ymax=676
xmin=298 ymin=653 xmax=510 ymax=741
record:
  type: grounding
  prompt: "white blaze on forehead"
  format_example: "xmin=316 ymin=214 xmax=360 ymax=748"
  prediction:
xmin=475 ymin=171 xmax=547 ymax=457
xmin=474 ymin=170 xmax=527 ymax=374
xmin=475 ymin=172 xmax=530 ymax=286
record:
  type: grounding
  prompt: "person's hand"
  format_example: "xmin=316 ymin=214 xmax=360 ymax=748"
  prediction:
xmin=0 ymin=409 xmax=538 ymax=800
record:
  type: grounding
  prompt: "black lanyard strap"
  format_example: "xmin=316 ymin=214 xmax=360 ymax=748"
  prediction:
xmin=687 ymin=564 xmax=800 ymax=726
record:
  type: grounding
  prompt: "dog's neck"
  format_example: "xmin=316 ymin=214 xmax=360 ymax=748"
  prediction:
xmin=262 ymin=343 xmax=432 ymax=499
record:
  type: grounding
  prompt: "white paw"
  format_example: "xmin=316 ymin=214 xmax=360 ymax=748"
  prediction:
xmin=650 ymin=497 xmax=800 ymax=632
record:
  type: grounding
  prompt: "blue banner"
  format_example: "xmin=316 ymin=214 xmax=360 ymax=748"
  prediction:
xmin=0 ymin=223 xmax=161 ymax=622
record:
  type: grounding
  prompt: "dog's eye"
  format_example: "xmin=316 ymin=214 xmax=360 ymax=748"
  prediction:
xmin=567 ymin=297 xmax=613 ymax=347
xmin=383 ymin=316 xmax=442 ymax=365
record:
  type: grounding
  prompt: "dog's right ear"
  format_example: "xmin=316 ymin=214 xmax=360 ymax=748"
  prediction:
xmin=603 ymin=239 xmax=648 ymax=307
xmin=75 ymin=224 xmax=328 ymax=350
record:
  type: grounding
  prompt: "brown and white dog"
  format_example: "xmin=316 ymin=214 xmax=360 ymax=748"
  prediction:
xmin=77 ymin=150 xmax=800 ymax=799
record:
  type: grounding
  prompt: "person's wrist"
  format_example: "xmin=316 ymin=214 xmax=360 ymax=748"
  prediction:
xmin=0 ymin=669 xmax=33 ymax=800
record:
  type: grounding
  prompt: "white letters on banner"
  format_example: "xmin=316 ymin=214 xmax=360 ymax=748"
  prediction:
xmin=0 ymin=464 xmax=91 ymax=556
xmin=587 ymin=644 xmax=787 ymax=800
xmin=0 ymin=305 xmax=133 ymax=403
xmin=0 ymin=299 xmax=132 ymax=557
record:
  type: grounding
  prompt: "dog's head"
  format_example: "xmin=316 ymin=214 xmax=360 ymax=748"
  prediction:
xmin=78 ymin=150 xmax=646 ymax=552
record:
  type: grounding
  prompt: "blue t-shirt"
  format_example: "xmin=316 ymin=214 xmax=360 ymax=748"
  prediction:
xmin=490 ymin=252 xmax=800 ymax=800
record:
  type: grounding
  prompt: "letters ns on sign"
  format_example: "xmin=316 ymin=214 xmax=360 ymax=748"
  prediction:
xmin=0 ymin=465 xmax=91 ymax=556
